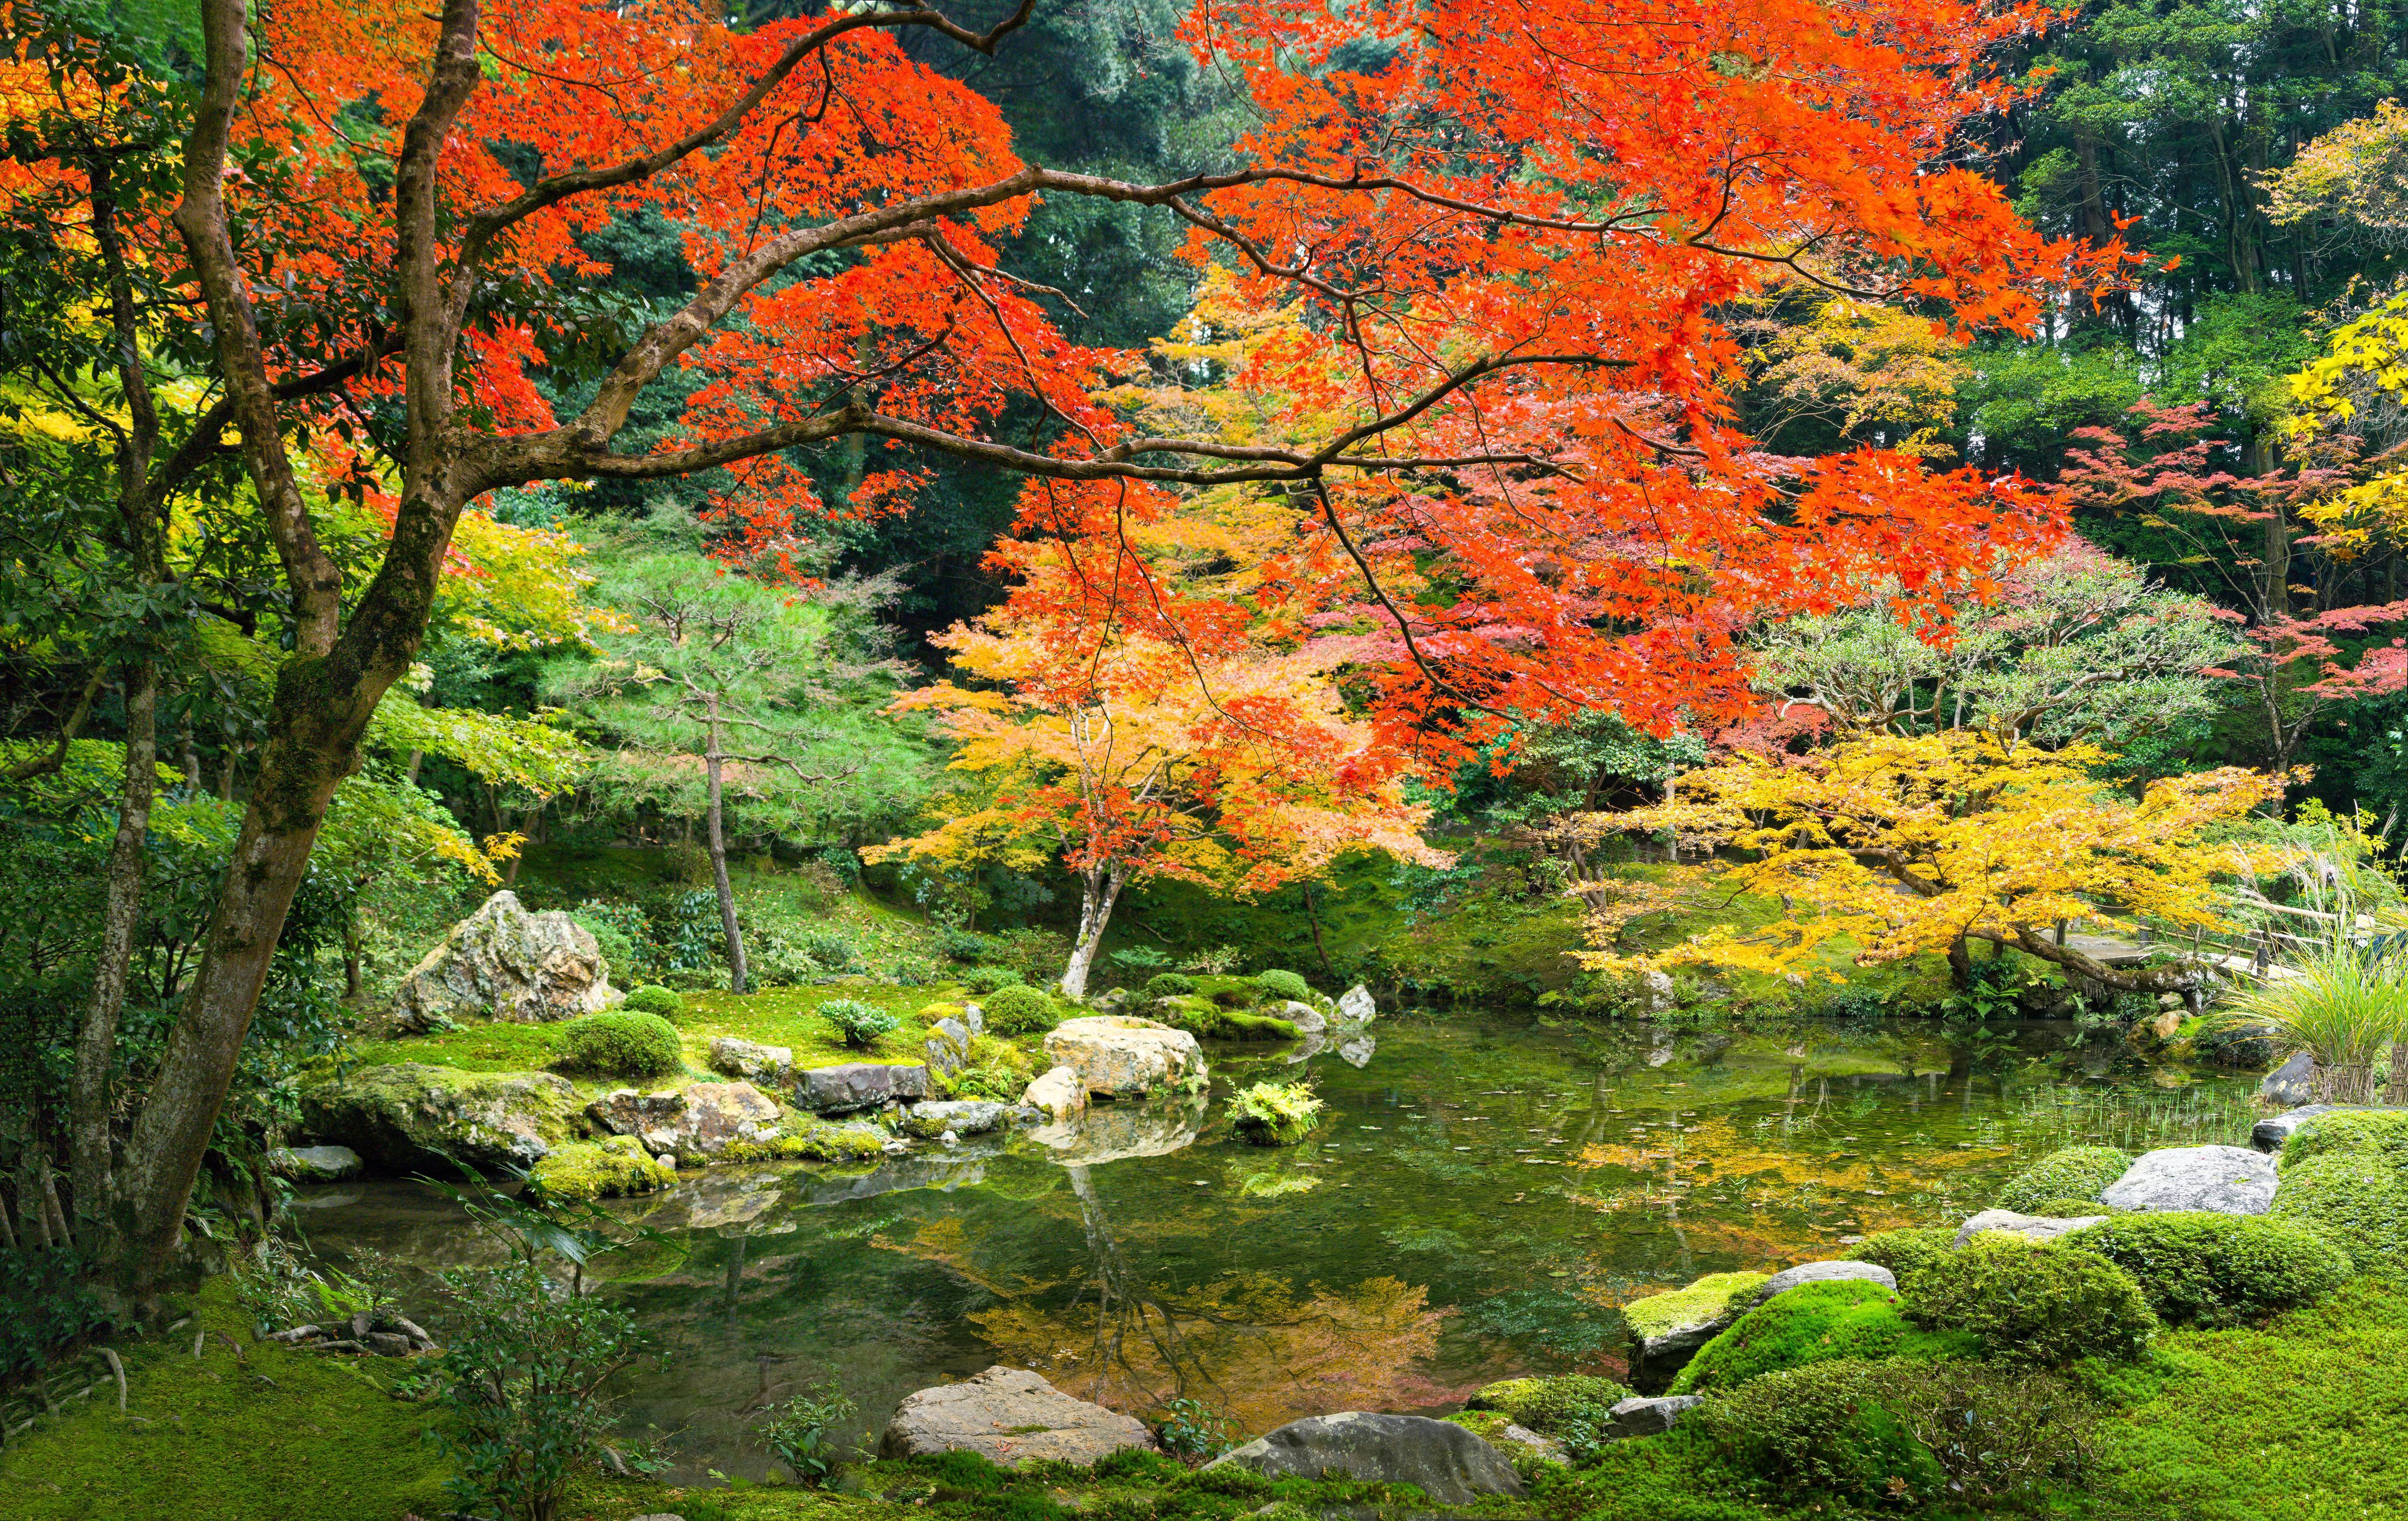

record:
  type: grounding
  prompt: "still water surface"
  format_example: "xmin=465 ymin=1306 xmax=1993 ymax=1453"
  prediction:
xmin=295 ymin=1015 xmax=2257 ymax=1482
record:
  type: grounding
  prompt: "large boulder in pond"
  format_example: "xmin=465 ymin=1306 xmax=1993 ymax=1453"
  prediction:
xmin=795 ymin=1062 xmax=929 ymax=1114
xmin=299 ymin=1063 xmax=579 ymax=1172
xmin=2101 ymin=1145 xmax=2278 ymax=1215
xmin=880 ymin=1365 xmax=1157 ymax=1467
xmin=1206 ymin=1413 xmax=1524 ymax=1503
xmin=587 ymin=1082 xmax=783 ymax=1159
xmin=1042 ymin=1016 xmax=1203 ymax=1098
xmin=389 ymin=891 xmax=616 ymax=1032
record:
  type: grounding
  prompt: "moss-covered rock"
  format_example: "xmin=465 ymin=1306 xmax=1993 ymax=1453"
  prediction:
xmin=717 ymin=1120 xmax=889 ymax=1164
xmin=1993 ymin=1145 xmax=2132 ymax=1212
xmin=297 ymin=1062 xmax=580 ymax=1172
xmin=1671 ymin=1280 xmax=1976 ymax=1394
xmin=1158 ymin=994 xmax=1301 ymax=1041
xmin=2279 ymin=1107 xmax=2408 ymax=1169
xmin=1839 ymin=1226 xmax=1958 ymax=1292
xmin=1465 ymin=1373 xmax=1631 ymax=1436
xmin=527 ymin=1134 xmax=676 ymax=1203
xmin=1619 ymin=1271 xmax=1769 ymax=1392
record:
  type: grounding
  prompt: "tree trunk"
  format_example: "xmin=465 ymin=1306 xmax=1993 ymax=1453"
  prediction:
xmin=1060 ymin=862 xmax=1128 ymax=1001
xmin=1946 ymin=933 xmax=1972 ymax=990
xmin=705 ymin=696 xmax=748 ymax=995
xmin=71 ymin=662 xmax=157 ymax=1247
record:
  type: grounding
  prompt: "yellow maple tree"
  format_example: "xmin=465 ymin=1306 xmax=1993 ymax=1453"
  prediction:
xmin=1576 ymin=731 xmax=2284 ymax=993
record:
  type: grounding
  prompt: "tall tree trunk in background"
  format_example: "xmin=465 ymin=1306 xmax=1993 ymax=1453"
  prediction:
xmin=705 ymin=695 xmax=749 ymax=995
xmin=1060 ymin=861 xmax=1129 ymax=1000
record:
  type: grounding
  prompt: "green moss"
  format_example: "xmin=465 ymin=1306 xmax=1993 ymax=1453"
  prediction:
xmin=2025 ymin=1196 xmax=2126 ymax=1218
xmin=1671 ymin=1280 xmax=1977 ymax=1393
xmin=981 ymin=983 xmax=1061 ymax=1036
xmin=718 ymin=1121 xmax=887 ymax=1164
xmin=2063 ymin=1212 xmax=2352 ymax=1328
xmin=1160 ymin=995 xmax=1301 ymax=1041
xmin=1992 ymin=1145 xmax=2133 ymax=1212
xmin=1618 ymin=1271 xmax=1768 ymax=1342
xmin=557 ymin=1010 xmax=683 ymax=1077
xmin=1465 ymin=1373 xmax=1631 ymax=1436
xmin=528 ymin=1135 xmax=677 ymax=1203
xmin=623 ymin=983 xmax=683 ymax=1020
xmin=0 ymin=1281 xmax=454 ymax=1520
xmin=1903 ymin=1236 xmax=2158 ymax=1366
xmin=2267 ymin=1147 xmax=2408 ymax=1281
xmin=1838 ymin=1226 xmax=1959 ymax=1292
xmin=1254 ymin=969 xmax=1313 ymax=1002
xmin=2279 ymin=1107 xmax=2408 ymax=1168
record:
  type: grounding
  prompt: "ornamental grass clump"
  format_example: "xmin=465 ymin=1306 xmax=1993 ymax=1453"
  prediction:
xmin=2211 ymin=945 xmax=2408 ymax=1104
xmin=1231 ymin=1079 xmax=1325 ymax=1146
xmin=556 ymin=1011 xmax=682 ymax=1077
xmin=2062 ymin=1212 xmax=2350 ymax=1327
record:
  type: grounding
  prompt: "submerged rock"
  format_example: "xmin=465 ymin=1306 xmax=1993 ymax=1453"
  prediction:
xmin=795 ymin=1062 xmax=930 ymax=1114
xmin=1952 ymin=1209 xmax=2110 ymax=1247
xmin=1043 ymin=1016 xmax=1204 ymax=1097
xmin=299 ymin=1063 xmax=579 ymax=1172
xmin=269 ymin=1145 xmax=363 ymax=1183
xmin=2102 ymin=1145 xmax=2278 ymax=1215
xmin=1206 ymin=1412 xmax=1523 ymax=1502
xmin=389 ymin=890 xmax=615 ymax=1032
xmin=880 ymin=1365 xmax=1157 ymax=1467
xmin=1743 ymin=1260 xmax=1896 ymax=1309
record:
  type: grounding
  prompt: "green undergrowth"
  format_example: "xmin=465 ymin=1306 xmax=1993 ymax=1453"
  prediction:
xmin=0 ymin=1279 xmax=453 ymax=1520
xmin=1671 ymin=1280 xmax=1977 ymax=1393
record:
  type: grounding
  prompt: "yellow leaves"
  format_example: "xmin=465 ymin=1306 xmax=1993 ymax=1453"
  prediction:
xmin=439 ymin=508 xmax=625 ymax=650
xmin=1581 ymin=731 xmax=2282 ymax=979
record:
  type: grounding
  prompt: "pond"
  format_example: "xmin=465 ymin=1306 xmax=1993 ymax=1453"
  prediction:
xmin=291 ymin=1014 xmax=2259 ymax=1484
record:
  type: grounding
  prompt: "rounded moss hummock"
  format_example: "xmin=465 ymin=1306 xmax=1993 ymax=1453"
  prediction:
xmin=1253 ymin=969 xmax=1313 ymax=1003
xmin=1902 ymin=1236 xmax=2157 ymax=1366
xmin=556 ymin=1010 xmax=682 ymax=1077
xmin=1839 ymin=1227 xmax=1959 ymax=1293
xmin=1992 ymin=1145 xmax=2133 ymax=1212
xmin=527 ymin=1134 xmax=676 ymax=1203
xmin=1672 ymin=1279 xmax=1976 ymax=1393
xmin=982 ymin=983 xmax=1061 ymax=1036
xmin=1464 ymin=1373 xmax=1631 ymax=1435
xmin=2279 ymin=1107 xmax=2408 ymax=1168
xmin=2063 ymin=1210 xmax=2351 ymax=1327
xmin=622 ymin=983 xmax=683 ymax=1019
xmin=2268 ymin=1148 xmax=2408 ymax=1281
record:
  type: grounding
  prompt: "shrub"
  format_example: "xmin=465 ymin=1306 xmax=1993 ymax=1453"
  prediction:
xmin=1253 ymin=969 xmax=1313 ymax=1003
xmin=820 ymin=997 xmax=900 ymax=1049
xmin=1839 ymin=1227 xmax=1959 ymax=1293
xmin=1466 ymin=1373 xmax=1630 ymax=1439
xmin=1698 ymin=1359 xmax=1944 ymax=1508
xmin=1671 ymin=1279 xmax=1976 ymax=1393
xmin=1230 ymin=1079 xmax=1325 ymax=1146
xmin=0 ymin=1247 xmax=109 ymax=1381
xmin=2279 ymin=1106 xmax=2408 ymax=1168
xmin=1902 ymin=1237 xmax=2157 ymax=1366
xmin=935 ymin=927 xmax=993 ymax=963
xmin=2061 ymin=1211 xmax=2349 ymax=1327
xmin=757 ymin=1381 xmax=859 ymax=1485
xmin=1883 ymin=1362 xmax=2101 ymax=1504
xmin=981 ymin=983 xmax=1060 ymax=1036
xmin=1992 ymin=1145 xmax=2132 ymax=1212
xmin=2268 ymin=1148 xmax=2408 ymax=1280
xmin=1144 ymin=972 xmax=1197 ymax=998
xmin=1107 ymin=944 xmax=1174 ymax=978
xmin=527 ymin=1136 xmax=676 ymax=1204
xmin=557 ymin=1011 xmax=682 ymax=1077
xmin=962 ymin=965 xmax=1026 ymax=995
xmin=621 ymin=984 xmax=681 ymax=1019
xmin=886 ymin=954 xmax=938 ymax=987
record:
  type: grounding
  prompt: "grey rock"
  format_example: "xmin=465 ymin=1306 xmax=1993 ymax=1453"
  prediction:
xmin=880 ymin=1365 xmax=1157 ymax=1466
xmin=1206 ymin=1412 xmax=1523 ymax=1503
xmin=1043 ymin=1016 xmax=1205 ymax=1097
xmin=1500 ymin=1423 xmax=1567 ymax=1463
xmin=1278 ymin=1001 xmax=1329 ymax=1035
xmin=2259 ymin=1050 xmax=2320 ymax=1107
xmin=926 ymin=1017 xmax=976 ymax=1079
xmin=629 ymin=1513 xmax=687 ymax=1521
xmin=269 ymin=1145 xmax=363 ymax=1182
xmin=897 ymin=1100 xmax=1012 ymax=1140
xmin=588 ymin=1083 xmax=781 ymax=1158
xmin=964 ymin=1004 xmax=985 ymax=1037
xmin=1336 ymin=1031 xmax=1376 ymax=1069
xmin=389 ymin=890 xmax=615 ymax=1032
xmin=1637 ymin=969 xmax=1679 ymax=1015
xmin=708 ymin=1037 xmax=793 ymax=1084
xmin=1604 ymin=1395 xmax=1702 ymax=1441
xmin=1335 ymin=984 xmax=1377 ymax=1024
xmin=936 ymin=1015 xmax=972 ymax=1051
xmin=796 ymin=1062 xmax=930 ymax=1113
xmin=1954 ymin=1209 xmax=2109 ymax=1247
xmin=1744 ymin=1260 xmax=1896 ymax=1309
xmin=2102 ymin=1144 xmax=2278 ymax=1215
xmin=2252 ymin=1104 xmax=2369 ymax=1154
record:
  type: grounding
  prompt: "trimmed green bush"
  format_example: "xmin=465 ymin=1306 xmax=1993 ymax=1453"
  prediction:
xmin=1253 ymin=969 xmax=1313 ymax=1003
xmin=1993 ymin=1145 xmax=2132 ymax=1212
xmin=962 ymin=966 xmax=1026 ymax=995
xmin=2063 ymin=1211 xmax=2351 ymax=1327
xmin=621 ymin=983 xmax=681 ymax=1019
xmin=527 ymin=1135 xmax=675 ymax=1203
xmin=2280 ymin=1107 xmax=2408 ymax=1168
xmin=1839 ymin=1226 xmax=1959 ymax=1292
xmin=1881 ymin=1362 xmax=2101 ymax=1505
xmin=1902 ymin=1237 xmax=2157 ymax=1366
xmin=1144 ymin=972 xmax=1197 ymax=998
xmin=1698 ymin=1359 xmax=1944 ymax=1508
xmin=981 ymin=983 xmax=1060 ymax=1036
xmin=818 ymin=997 xmax=900 ymax=1049
xmin=2269 ymin=1148 xmax=2408 ymax=1280
xmin=1230 ymin=1079 xmax=1324 ymax=1146
xmin=556 ymin=1011 xmax=682 ymax=1077
xmin=1671 ymin=1279 xmax=1977 ymax=1394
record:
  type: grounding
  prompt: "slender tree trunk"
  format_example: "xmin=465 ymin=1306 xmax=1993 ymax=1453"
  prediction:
xmin=1060 ymin=862 xmax=1129 ymax=1001
xmin=1946 ymin=933 xmax=1972 ymax=991
xmin=402 ymin=748 xmax=423 ymax=789
xmin=705 ymin=696 xmax=748 ymax=994
xmin=1303 ymin=882 xmax=1332 ymax=976
xmin=71 ymin=664 xmax=157 ymax=1247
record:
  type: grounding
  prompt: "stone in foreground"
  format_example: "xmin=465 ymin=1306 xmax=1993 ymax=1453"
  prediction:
xmin=879 ymin=1365 xmax=1157 ymax=1467
xmin=2252 ymin=1104 xmax=2366 ymax=1155
xmin=1744 ymin=1259 xmax=1896 ymax=1309
xmin=269 ymin=1145 xmax=364 ymax=1182
xmin=1206 ymin=1412 xmax=1523 ymax=1503
xmin=1043 ymin=1016 xmax=1204 ymax=1098
xmin=1954 ymin=1209 xmax=2110 ymax=1247
xmin=795 ymin=1062 xmax=930 ymax=1114
xmin=389 ymin=890 xmax=615 ymax=1031
xmin=2102 ymin=1145 xmax=2278 ymax=1215
xmin=1605 ymin=1395 xmax=1702 ymax=1441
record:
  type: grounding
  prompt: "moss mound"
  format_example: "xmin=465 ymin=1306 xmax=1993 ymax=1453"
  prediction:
xmin=719 ymin=1121 xmax=887 ymax=1164
xmin=2280 ymin=1107 xmax=2408 ymax=1168
xmin=1254 ymin=969 xmax=1313 ymax=1002
xmin=1160 ymin=994 xmax=1300 ymax=1041
xmin=556 ymin=1010 xmax=682 ymax=1077
xmin=1671 ymin=1279 xmax=1977 ymax=1393
xmin=1619 ymin=1271 xmax=1768 ymax=1343
xmin=981 ymin=983 xmax=1060 ymax=1036
xmin=1992 ymin=1145 xmax=2132 ymax=1212
xmin=2063 ymin=1210 xmax=2350 ymax=1327
xmin=2269 ymin=1147 xmax=2408 ymax=1280
xmin=1839 ymin=1226 xmax=1959 ymax=1292
xmin=1465 ymin=1373 xmax=1632 ymax=1434
xmin=528 ymin=1134 xmax=677 ymax=1203
xmin=622 ymin=983 xmax=682 ymax=1019
xmin=1903 ymin=1236 xmax=2157 ymax=1365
